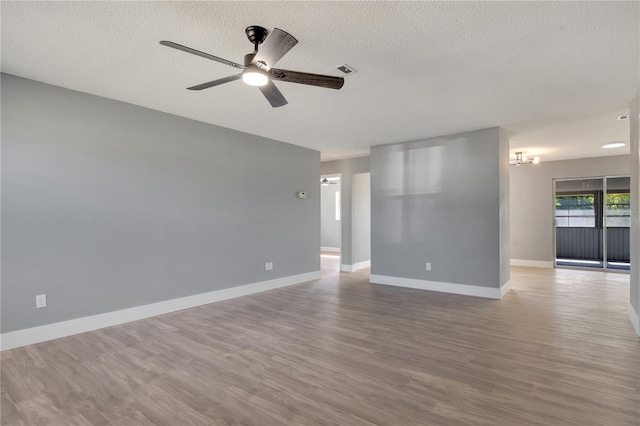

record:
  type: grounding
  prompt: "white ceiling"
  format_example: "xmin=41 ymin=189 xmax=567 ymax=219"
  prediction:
xmin=2 ymin=1 xmax=638 ymax=162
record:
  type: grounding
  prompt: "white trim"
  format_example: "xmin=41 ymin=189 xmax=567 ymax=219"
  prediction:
xmin=500 ymin=280 xmax=512 ymax=298
xmin=321 ymin=246 xmax=340 ymax=253
xmin=369 ymin=274 xmax=509 ymax=299
xmin=340 ymin=260 xmax=370 ymax=272
xmin=0 ymin=271 xmax=321 ymax=351
xmin=628 ymin=304 xmax=640 ymax=336
xmin=510 ymin=259 xmax=554 ymax=268
xmin=354 ymin=260 xmax=371 ymax=270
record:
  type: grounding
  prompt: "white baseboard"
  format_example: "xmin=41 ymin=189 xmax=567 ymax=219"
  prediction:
xmin=369 ymin=274 xmax=509 ymax=299
xmin=510 ymin=259 xmax=554 ymax=268
xmin=628 ymin=304 xmax=640 ymax=336
xmin=357 ymin=260 xmax=371 ymax=270
xmin=500 ymin=280 xmax=512 ymax=298
xmin=321 ymin=246 xmax=340 ymax=253
xmin=0 ymin=271 xmax=321 ymax=351
xmin=340 ymin=260 xmax=371 ymax=272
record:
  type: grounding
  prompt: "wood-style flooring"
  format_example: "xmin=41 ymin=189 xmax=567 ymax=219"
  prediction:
xmin=2 ymin=259 xmax=639 ymax=425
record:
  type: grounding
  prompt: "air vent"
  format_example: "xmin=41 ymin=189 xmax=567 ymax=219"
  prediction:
xmin=335 ymin=64 xmax=357 ymax=76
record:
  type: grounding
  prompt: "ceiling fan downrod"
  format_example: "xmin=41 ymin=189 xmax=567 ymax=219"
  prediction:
xmin=245 ymin=25 xmax=268 ymax=52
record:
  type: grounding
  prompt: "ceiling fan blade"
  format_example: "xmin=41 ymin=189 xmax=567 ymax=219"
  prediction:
xmin=160 ymin=41 xmax=244 ymax=69
xmin=259 ymin=81 xmax=288 ymax=108
xmin=187 ymin=74 xmax=242 ymax=90
xmin=252 ymin=28 xmax=298 ymax=69
xmin=269 ymin=68 xmax=344 ymax=90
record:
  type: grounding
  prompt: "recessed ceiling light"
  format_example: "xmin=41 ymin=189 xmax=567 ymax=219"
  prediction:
xmin=602 ymin=142 xmax=625 ymax=149
xmin=618 ymin=115 xmax=629 ymax=120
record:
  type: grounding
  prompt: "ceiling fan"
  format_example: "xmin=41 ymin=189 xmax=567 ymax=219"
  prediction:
xmin=160 ymin=26 xmax=345 ymax=108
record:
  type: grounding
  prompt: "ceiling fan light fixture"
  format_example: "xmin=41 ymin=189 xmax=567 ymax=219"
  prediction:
xmin=242 ymin=65 xmax=268 ymax=86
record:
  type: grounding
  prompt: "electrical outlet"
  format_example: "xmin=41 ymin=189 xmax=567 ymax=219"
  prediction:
xmin=426 ymin=263 xmax=431 ymax=271
xmin=265 ymin=262 xmax=273 ymax=271
xmin=36 ymin=294 xmax=47 ymax=308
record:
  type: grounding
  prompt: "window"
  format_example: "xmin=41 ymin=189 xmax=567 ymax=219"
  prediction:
xmin=555 ymin=194 xmax=596 ymax=227
xmin=605 ymin=192 xmax=630 ymax=227
xmin=335 ymin=191 xmax=341 ymax=221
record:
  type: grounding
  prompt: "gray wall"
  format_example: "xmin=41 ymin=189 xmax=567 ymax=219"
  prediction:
xmin=499 ymin=130 xmax=511 ymax=286
xmin=352 ymin=173 xmax=371 ymax=264
xmin=370 ymin=127 xmax=509 ymax=289
xmin=321 ymin=157 xmax=370 ymax=266
xmin=321 ymin=183 xmax=341 ymax=249
xmin=630 ymin=89 xmax=639 ymax=325
xmin=510 ymin=155 xmax=630 ymax=263
xmin=1 ymin=74 xmax=320 ymax=333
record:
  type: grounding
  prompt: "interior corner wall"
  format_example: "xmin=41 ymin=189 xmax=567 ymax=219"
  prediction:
xmin=1 ymin=73 xmax=320 ymax=334
xmin=321 ymin=157 xmax=370 ymax=266
xmin=370 ymin=127 xmax=509 ymax=296
xmin=629 ymin=88 xmax=639 ymax=335
xmin=510 ymin=155 xmax=630 ymax=265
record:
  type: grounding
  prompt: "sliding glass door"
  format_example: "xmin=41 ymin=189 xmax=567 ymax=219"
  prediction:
xmin=555 ymin=178 xmax=604 ymax=269
xmin=554 ymin=176 xmax=630 ymax=271
xmin=605 ymin=176 xmax=630 ymax=271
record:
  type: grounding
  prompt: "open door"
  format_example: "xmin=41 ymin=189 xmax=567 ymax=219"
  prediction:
xmin=320 ymin=174 xmax=341 ymax=275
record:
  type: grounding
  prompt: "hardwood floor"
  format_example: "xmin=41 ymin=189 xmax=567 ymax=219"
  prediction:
xmin=2 ymin=261 xmax=639 ymax=425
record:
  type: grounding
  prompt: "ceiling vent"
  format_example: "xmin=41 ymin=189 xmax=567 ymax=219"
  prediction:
xmin=335 ymin=64 xmax=357 ymax=76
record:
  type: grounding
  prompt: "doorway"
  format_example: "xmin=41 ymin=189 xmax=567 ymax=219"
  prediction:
xmin=320 ymin=174 xmax=341 ymax=275
xmin=554 ymin=176 xmax=631 ymax=271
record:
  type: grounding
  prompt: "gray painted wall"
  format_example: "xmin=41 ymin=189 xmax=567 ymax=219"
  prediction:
xmin=352 ymin=173 xmax=371 ymax=264
xmin=510 ymin=155 xmax=630 ymax=263
xmin=499 ymin=130 xmax=511 ymax=286
xmin=1 ymin=74 xmax=320 ymax=333
xmin=370 ymin=127 xmax=509 ymax=289
xmin=630 ymin=89 xmax=639 ymax=323
xmin=321 ymin=183 xmax=341 ymax=249
xmin=321 ymin=157 xmax=370 ymax=266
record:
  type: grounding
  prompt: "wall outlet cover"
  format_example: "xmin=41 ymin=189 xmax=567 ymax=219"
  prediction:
xmin=36 ymin=294 xmax=47 ymax=308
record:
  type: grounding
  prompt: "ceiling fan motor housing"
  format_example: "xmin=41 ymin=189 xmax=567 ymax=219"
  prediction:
xmin=245 ymin=26 xmax=268 ymax=45
xmin=244 ymin=53 xmax=257 ymax=67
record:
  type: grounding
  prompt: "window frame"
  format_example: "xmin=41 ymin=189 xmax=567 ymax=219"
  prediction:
xmin=554 ymin=192 xmax=600 ymax=229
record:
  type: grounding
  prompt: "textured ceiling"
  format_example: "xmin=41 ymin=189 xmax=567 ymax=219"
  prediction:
xmin=1 ymin=1 xmax=638 ymax=161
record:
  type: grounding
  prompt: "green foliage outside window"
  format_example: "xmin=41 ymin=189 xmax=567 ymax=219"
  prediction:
xmin=555 ymin=194 xmax=595 ymax=227
xmin=555 ymin=192 xmax=630 ymax=227
xmin=605 ymin=193 xmax=630 ymax=210
xmin=606 ymin=192 xmax=630 ymax=226
xmin=555 ymin=195 xmax=594 ymax=209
